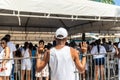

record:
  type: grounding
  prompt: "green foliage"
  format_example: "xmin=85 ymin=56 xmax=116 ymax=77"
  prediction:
xmin=91 ymin=0 xmax=115 ymax=4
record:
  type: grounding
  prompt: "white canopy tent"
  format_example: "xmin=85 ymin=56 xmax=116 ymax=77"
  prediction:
xmin=1 ymin=0 xmax=120 ymax=17
xmin=0 ymin=0 xmax=120 ymax=35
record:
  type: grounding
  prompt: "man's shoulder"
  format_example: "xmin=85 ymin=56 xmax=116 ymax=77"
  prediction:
xmin=70 ymin=47 xmax=78 ymax=54
xmin=118 ymin=42 xmax=120 ymax=46
xmin=7 ymin=41 xmax=16 ymax=51
xmin=50 ymin=47 xmax=54 ymax=50
xmin=7 ymin=41 xmax=14 ymax=45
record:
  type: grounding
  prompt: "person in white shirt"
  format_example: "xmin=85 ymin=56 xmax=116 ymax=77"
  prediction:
xmin=117 ymin=42 xmax=120 ymax=80
xmin=4 ymin=34 xmax=16 ymax=80
xmin=0 ymin=46 xmax=3 ymax=53
xmin=36 ymin=27 xmax=87 ymax=80
xmin=0 ymin=37 xmax=12 ymax=80
xmin=21 ymin=42 xmax=31 ymax=80
xmin=91 ymin=39 xmax=106 ymax=80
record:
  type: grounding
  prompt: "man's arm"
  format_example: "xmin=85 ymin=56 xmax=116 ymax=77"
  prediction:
xmin=117 ymin=43 xmax=120 ymax=58
xmin=72 ymin=42 xmax=87 ymax=73
xmin=36 ymin=50 xmax=50 ymax=72
xmin=118 ymin=47 xmax=120 ymax=54
xmin=12 ymin=43 xmax=17 ymax=57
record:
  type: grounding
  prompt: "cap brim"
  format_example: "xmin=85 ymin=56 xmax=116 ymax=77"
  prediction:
xmin=56 ymin=37 xmax=64 ymax=39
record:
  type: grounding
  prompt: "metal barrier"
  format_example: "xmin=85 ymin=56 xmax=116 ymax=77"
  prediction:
xmin=78 ymin=53 xmax=118 ymax=80
xmin=0 ymin=53 xmax=119 ymax=80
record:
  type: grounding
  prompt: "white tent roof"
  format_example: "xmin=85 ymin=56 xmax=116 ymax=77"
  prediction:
xmin=0 ymin=0 xmax=120 ymax=35
xmin=0 ymin=0 xmax=120 ymax=17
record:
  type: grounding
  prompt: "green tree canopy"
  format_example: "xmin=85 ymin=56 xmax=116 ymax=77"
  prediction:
xmin=92 ymin=0 xmax=115 ymax=4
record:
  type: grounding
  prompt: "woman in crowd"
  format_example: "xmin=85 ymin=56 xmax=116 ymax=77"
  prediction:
xmin=14 ymin=44 xmax=22 ymax=80
xmin=0 ymin=37 xmax=12 ymax=80
xmin=21 ymin=42 xmax=32 ymax=80
xmin=91 ymin=39 xmax=106 ymax=80
xmin=35 ymin=40 xmax=49 ymax=80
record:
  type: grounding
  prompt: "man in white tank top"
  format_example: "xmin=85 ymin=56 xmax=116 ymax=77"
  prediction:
xmin=36 ymin=27 xmax=87 ymax=80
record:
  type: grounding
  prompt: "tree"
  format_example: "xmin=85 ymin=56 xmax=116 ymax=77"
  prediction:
xmin=92 ymin=0 xmax=115 ymax=4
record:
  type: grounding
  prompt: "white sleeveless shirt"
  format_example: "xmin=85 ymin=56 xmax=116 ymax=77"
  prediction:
xmin=0 ymin=49 xmax=12 ymax=63
xmin=22 ymin=48 xmax=31 ymax=62
xmin=0 ymin=49 xmax=12 ymax=76
xmin=50 ymin=46 xmax=75 ymax=80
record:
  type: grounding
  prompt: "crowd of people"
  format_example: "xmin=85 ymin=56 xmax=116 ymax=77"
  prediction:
xmin=0 ymin=27 xmax=119 ymax=80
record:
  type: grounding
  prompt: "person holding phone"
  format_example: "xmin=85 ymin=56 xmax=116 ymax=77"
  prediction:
xmin=36 ymin=27 xmax=87 ymax=80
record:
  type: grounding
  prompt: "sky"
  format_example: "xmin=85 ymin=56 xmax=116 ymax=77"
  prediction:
xmin=114 ymin=0 xmax=120 ymax=6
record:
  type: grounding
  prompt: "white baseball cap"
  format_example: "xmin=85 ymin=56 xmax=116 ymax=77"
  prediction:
xmin=55 ymin=27 xmax=68 ymax=39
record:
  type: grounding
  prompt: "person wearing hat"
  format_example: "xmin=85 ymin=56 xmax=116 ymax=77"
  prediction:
xmin=36 ymin=27 xmax=87 ymax=80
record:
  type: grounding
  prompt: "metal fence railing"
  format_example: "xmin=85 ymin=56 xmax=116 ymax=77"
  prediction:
xmin=0 ymin=53 xmax=119 ymax=80
xmin=78 ymin=53 xmax=118 ymax=80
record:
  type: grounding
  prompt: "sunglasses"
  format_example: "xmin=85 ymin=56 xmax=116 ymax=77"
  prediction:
xmin=1 ymin=42 xmax=5 ymax=44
